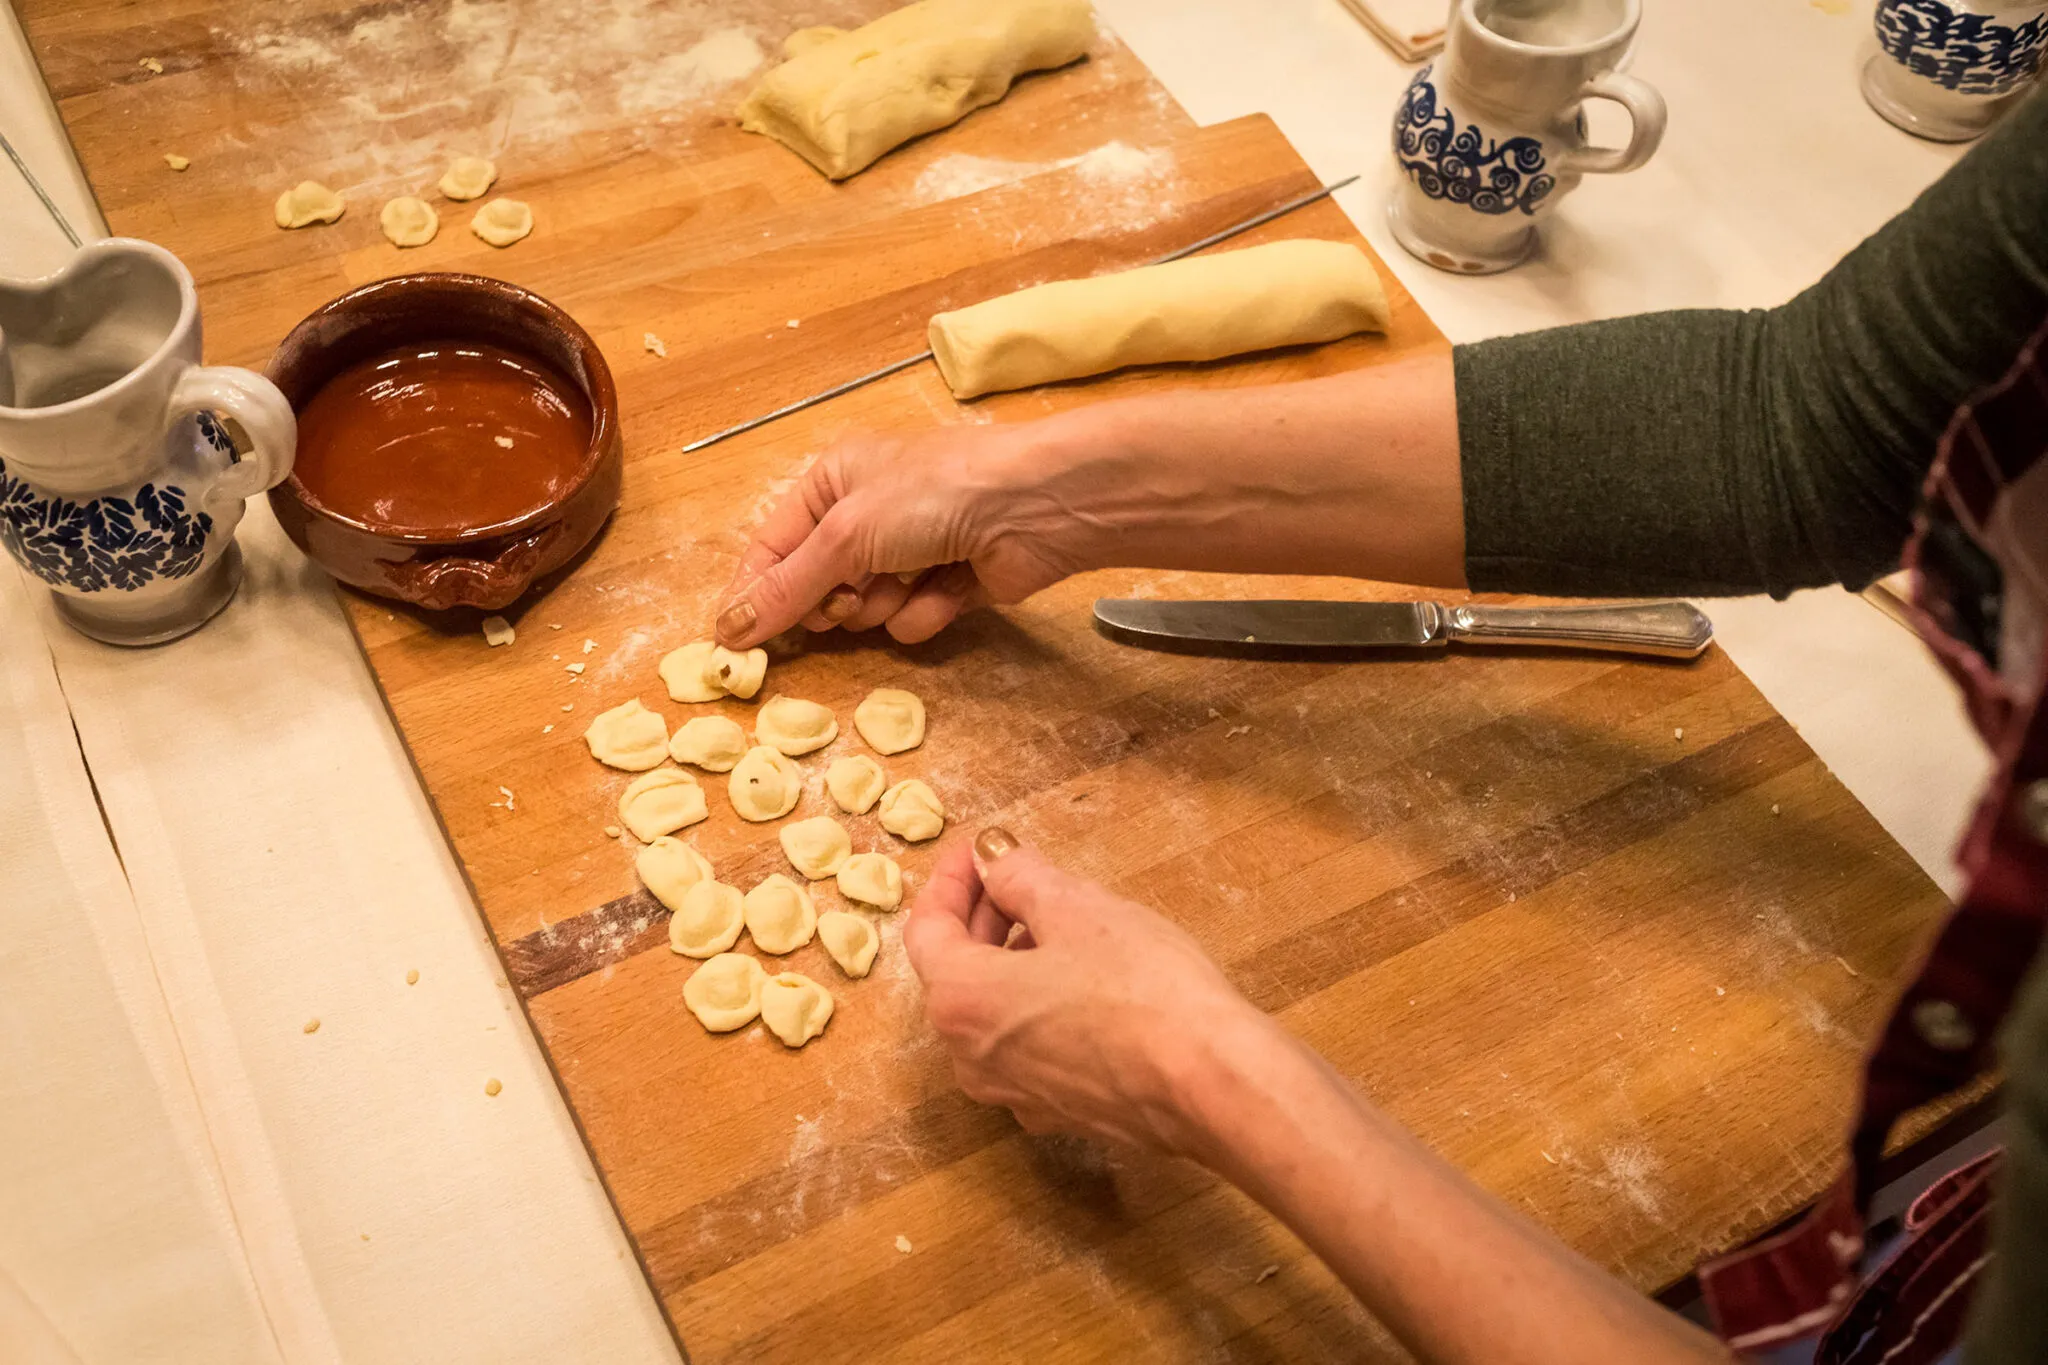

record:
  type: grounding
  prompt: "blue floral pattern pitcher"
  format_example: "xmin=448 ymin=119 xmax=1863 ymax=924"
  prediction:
xmin=1387 ymin=0 xmax=1666 ymax=274
xmin=0 ymin=239 xmax=296 ymax=645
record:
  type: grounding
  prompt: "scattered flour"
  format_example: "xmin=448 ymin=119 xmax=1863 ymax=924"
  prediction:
xmin=913 ymin=140 xmax=1174 ymax=214
xmin=218 ymin=2 xmax=770 ymax=195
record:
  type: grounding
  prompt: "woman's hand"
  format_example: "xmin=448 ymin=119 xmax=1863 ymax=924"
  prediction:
xmin=713 ymin=355 xmax=1468 ymax=650
xmin=713 ymin=422 xmax=1091 ymax=649
xmin=901 ymin=829 xmax=1275 ymax=1156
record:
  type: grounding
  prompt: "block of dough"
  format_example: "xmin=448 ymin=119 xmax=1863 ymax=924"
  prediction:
xmin=668 ymin=880 xmax=745 ymax=958
xmin=744 ymin=874 xmax=818 ymax=954
xmin=837 ymin=852 xmax=903 ymax=910
xmin=928 ymin=239 xmax=1391 ymax=400
xmin=684 ymin=953 xmax=767 ymax=1032
xmin=617 ymin=768 xmax=708 ymax=842
xmin=706 ymin=644 xmax=768 ymax=699
xmin=755 ymin=695 xmax=838 ymax=756
xmin=738 ymin=0 xmax=1097 ymax=180
xmin=671 ymin=715 xmax=747 ymax=771
xmin=637 ymin=836 xmax=715 ymax=912
xmin=854 ymin=688 xmax=926 ymax=754
xmin=660 ymin=641 xmax=723 ymax=702
xmin=817 ymin=911 xmax=880 ymax=978
xmin=826 ymin=755 xmax=887 ymax=814
xmin=729 ymin=745 xmax=803 ymax=821
xmin=780 ymin=816 xmax=853 ymax=880
xmin=760 ymin=971 xmax=835 ymax=1047
xmin=878 ymin=779 xmax=945 ymax=841
xmin=584 ymin=698 xmax=670 ymax=771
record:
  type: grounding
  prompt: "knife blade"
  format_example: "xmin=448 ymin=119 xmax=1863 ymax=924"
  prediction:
xmin=1092 ymin=599 xmax=1712 ymax=659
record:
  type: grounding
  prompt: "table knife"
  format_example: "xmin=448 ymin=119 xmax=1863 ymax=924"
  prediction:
xmin=1092 ymin=598 xmax=1713 ymax=659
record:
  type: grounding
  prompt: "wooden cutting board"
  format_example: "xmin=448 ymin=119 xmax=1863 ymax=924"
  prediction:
xmin=24 ymin=3 xmax=1966 ymax=1360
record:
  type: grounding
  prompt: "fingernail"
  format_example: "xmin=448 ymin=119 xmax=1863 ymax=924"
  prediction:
xmin=821 ymin=587 xmax=862 ymax=623
xmin=715 ymin=598 xmax=755 ymax=645
xmin=974 ymin=826 xmax=1020 ymax=864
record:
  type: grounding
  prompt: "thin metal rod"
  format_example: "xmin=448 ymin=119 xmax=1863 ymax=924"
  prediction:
xmin=680 ymin=172 xmax=1362 ymax=455
xmin=0 ymin=127 xmax=82 ymax=248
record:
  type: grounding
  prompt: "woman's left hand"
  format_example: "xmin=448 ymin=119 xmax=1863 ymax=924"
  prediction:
xmin=902 ymin=829 xmax=1274 ymax=1156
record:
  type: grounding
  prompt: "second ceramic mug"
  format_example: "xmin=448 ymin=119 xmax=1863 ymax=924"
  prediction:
xmin=1862 ymin=0 xmax=2047 ymax=142
xmin=1388 ymin=0 xmax=1667 ymax=274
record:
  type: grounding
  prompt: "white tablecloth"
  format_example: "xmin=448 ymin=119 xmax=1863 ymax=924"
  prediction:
xmin=0 ymin=0 xmax=1994 ymax=1358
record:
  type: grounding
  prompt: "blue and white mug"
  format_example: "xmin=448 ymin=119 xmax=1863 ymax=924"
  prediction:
xmin=1863 ymin=0 xmax=2047 ymax=142
xmin=1387 ymin=0 xmax=1666 ymax=274
xmin=0 ymin=239 xmax=296 ymax=645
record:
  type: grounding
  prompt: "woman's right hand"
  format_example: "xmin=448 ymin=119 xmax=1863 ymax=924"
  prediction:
xmin=713 ymin=419 xmax=1092 ymax=649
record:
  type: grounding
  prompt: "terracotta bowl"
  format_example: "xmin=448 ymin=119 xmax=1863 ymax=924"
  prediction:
xmin=266 ymin=273 xmax=621 ymax=613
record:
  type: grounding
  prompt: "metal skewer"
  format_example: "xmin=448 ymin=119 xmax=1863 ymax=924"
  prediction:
xmin=681 ymin=172 xmax=1362 ymax=454
xmin=0 ymin=127 xmax=83 ymax=249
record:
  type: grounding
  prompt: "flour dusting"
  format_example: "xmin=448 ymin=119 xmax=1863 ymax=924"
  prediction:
xmin=218 ymin=1 xmax=769 ymax=195
xmin=911 ymin=140 xmax=1179 ymax=233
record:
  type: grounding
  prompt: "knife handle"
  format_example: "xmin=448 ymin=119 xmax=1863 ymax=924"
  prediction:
xmin=1442 ymin=601 xmax=1712 ymax=658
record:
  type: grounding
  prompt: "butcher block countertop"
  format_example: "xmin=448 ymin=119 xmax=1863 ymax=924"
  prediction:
xmin=19 ymin=1 xmax=1973 ymax=1360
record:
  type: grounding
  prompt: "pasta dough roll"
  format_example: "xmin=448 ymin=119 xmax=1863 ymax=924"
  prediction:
xmin=738 ymin=0 xmax=1097 ymax=180
xmin=928 ymin=239 xmax=1392 ymax=400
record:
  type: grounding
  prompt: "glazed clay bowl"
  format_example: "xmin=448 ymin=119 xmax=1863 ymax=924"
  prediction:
xmin=266 ymin=273 xmax=620 ymax=613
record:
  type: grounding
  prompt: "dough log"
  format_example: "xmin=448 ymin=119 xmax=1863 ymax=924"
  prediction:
xmin=927 ymin=239 xmax=1391 ymax=400
xmin=737 ymin=0 xmax=1097 ymax=181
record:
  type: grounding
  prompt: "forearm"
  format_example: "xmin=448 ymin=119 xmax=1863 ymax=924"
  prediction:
xmin=1180 ymin=1015 xmax=1731 ymax=1365
xmin=1012 ymin=350 xmax=1465 ymax=589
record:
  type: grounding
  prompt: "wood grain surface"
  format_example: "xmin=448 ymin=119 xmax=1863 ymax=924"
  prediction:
xmin=23 ymin=3 xmax=1965 ymax=1360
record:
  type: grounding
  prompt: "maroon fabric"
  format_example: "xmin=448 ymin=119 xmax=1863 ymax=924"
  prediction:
xmin=1702 ymin=312 xmax=2048 ymax=1355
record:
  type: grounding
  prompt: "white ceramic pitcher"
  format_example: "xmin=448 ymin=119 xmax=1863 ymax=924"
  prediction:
xmin=1387 ymin=0 xmax=1667 ymax=274
xmin=0 ymin=239 xmax=295 ymax=645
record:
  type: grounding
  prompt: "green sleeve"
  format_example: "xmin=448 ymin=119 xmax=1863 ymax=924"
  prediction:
xmin=1964 ymin=952 xmax=2048 ymax=1365
xmin=1453 ymin=84 xmax=2048 ymax=598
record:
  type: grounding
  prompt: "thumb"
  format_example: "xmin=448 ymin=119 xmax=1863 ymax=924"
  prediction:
xmin=717 ymin=509 xmax=864 ymax=647
xmin=973 ymin=828 xmax=1081 ymax=938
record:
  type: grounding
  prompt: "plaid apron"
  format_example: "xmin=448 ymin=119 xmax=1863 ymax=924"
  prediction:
xmin=1699 ymin=312 xmax=2048 ymax=1362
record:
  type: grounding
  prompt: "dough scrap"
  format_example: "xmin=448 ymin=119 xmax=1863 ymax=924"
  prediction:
xmin=274 ymin=180 xmax=344 ymax=228
xmin=854 ymin=688 xmax=926 ymax=754
xmin=471 ymin=197 xmax=533 ymax=247
xmin=379 ymin=195 xmax=439 ymax=247
xmin=878 ymin=779 xmax=945 ymax=841
xmin=779 ymin=816 xmax=852 ymax=880
xmin=584 ymin=698 xmax=670 ymax=771
xmin=743 ymin=873 xmax=818 ymax=954
xmin=760 ymin=971 xmax=835 ymax=1046
xmin=782 ymin=24 xmax=845 ymax=58
xmin=706 ymin=644 xmax=768 ymax=700
xmin=837 ymin=852 xmax=903 ymax=910
xmin=670 ymin=715 xmax=747 ymax=771
xmin=684 ymin=953 xmax=767 ymax=1032
xmin=928 ymin=239 xmax=1391 ymax=400
xmin=617 ymin=768 xmax=709 ymax=842
xmin=738 ymin=0 xmax=1097 ymax=180
xmin=755 ymin=695 xmax=838 ymax=755
xmin=164 ymin=153 xmax=190 ymax=171
xmin=818 ymin=910 xmax=879 ymax=978
xmin=668 ymin=880 xmax=745 ymax=958
xmin=636 ymin=836 xmax=716 ymax=912
xmin=439 ymin=156 xmax=498 ymax=201
xmin=826 ymin=755 xmax=887 ymax=814
xmin=660 ymin=640 xmax=724 ymax=703
xmin=729 ymin=745 xmax=803 ymax=821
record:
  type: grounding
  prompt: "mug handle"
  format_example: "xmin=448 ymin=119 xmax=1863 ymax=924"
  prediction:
xmin=1562 ymin=72 xmax=1668 ymax=176
xmin=165 ymin=365 xmax=298 ymax=505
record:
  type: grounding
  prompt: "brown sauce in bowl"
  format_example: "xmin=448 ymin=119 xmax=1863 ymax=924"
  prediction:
xmin=293 ymin=340 xmax=592 ymax=536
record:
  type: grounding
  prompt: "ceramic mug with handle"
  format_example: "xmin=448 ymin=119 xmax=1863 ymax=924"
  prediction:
xmin=1387 ymin=0 xmax=1667 ymax=274
xmin=0 ymin=238 xmax=296 ymax=645
xmin=1862 ymin=0 xmax=2047 ymax=142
